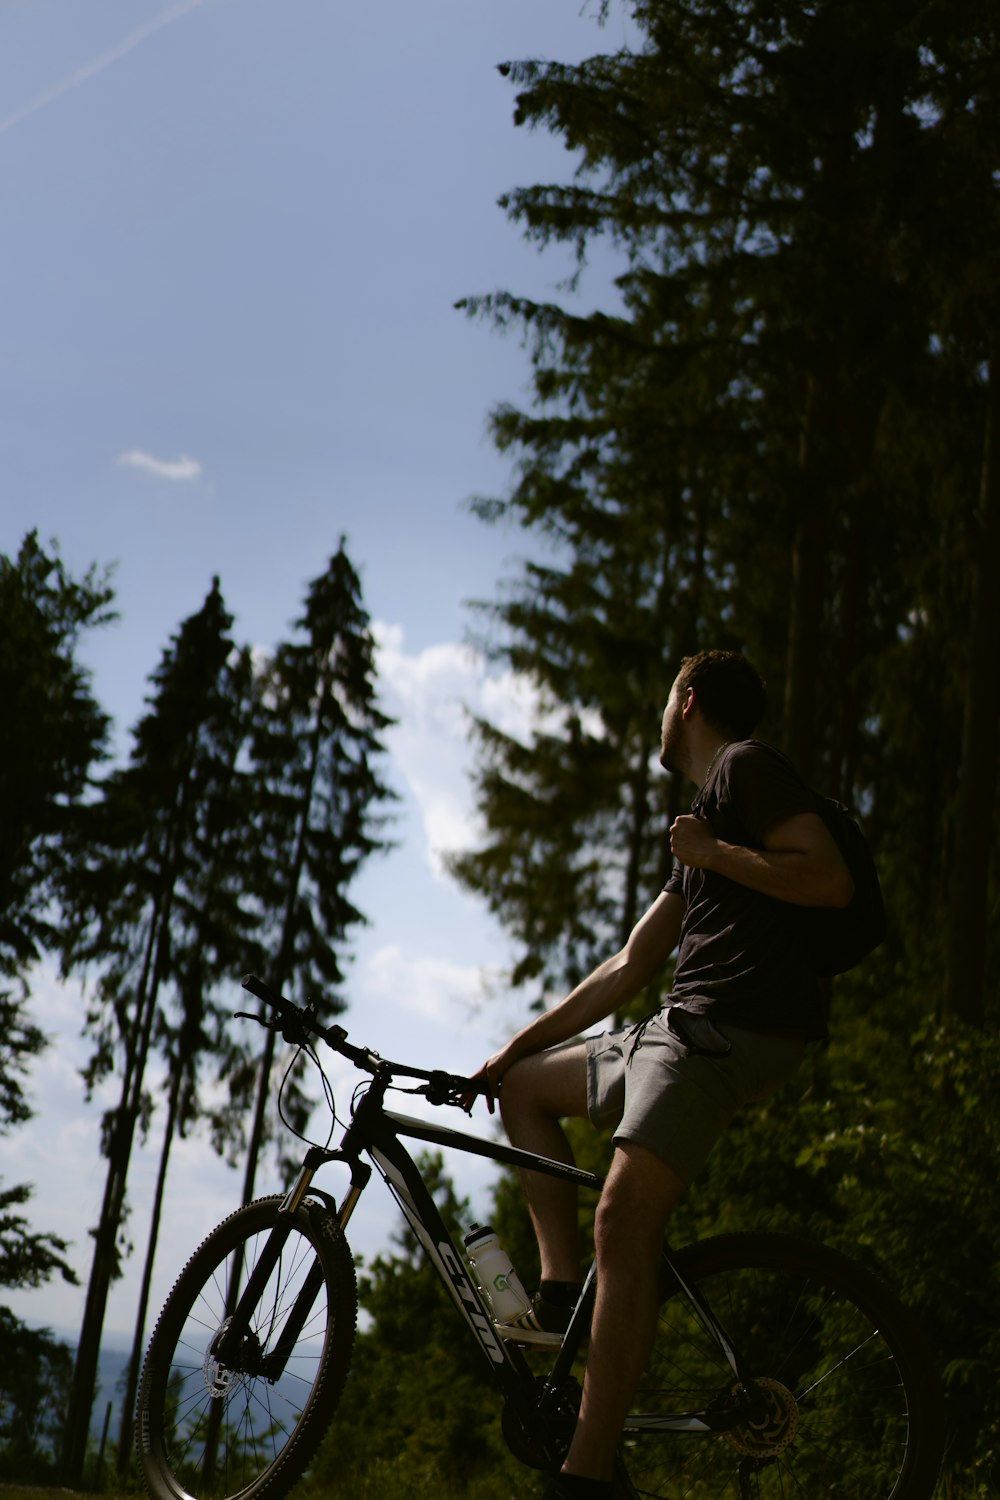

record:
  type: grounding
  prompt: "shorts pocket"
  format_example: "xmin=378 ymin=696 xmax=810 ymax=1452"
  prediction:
xmin=666 ymin=1007 xmax=732 ymax=1058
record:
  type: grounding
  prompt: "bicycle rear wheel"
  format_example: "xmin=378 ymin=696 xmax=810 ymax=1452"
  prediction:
xmin=137 ymin=1195 xmax=356 ymax=1500
xmin=617 ymin=1231 xmax=942 ymax=1500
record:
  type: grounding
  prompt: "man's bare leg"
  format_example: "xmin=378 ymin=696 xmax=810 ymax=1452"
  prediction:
xmin=563 ymin=1140 xmax=687 ymax=1480
xmin=498 ymin=1044 xmax=590 ymax=1283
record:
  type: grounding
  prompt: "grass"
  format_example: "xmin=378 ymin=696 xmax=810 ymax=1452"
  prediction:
xmin=0 ymin=1489 xmax=142 ymax=1500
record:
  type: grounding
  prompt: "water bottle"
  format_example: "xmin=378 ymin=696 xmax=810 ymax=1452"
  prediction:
xmin=463 ymin=1223 xmax=532 ymax=1321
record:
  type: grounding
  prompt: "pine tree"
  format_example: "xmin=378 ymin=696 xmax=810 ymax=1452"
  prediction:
xmin=114 ymin=645 xmax=263 ymax=1468
xmin=60 ymin=580 xmax=259 ymax=1483
xmin=455 ymin=0 xmax=994 ymax=1013
xmin=924 ymin=9 xmax=1000 ymax=1026
xmin=312 ymin=1155 xmax=523 ymax=1498
xmin=0 ymin=1308 xmax=74 ymax=1480
xmin=234 ymin=541 xmax=395 ymax=1205
xmin=0 ymin=530 xmax=112 ymax=975
xmin=0 ymin=532 xmax=111 ymax=1474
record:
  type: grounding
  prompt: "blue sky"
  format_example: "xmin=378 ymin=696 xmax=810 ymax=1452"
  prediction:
xmin=1 ymin=1 xmax=635 ymax=1345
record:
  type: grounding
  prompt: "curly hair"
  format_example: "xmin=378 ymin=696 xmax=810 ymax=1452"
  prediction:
xmin=673 ymin=650 xmax=767 ymax=740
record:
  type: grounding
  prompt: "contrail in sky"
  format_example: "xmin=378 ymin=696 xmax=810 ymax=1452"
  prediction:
xmin=0 ymin=0 xmax=211 ymax=137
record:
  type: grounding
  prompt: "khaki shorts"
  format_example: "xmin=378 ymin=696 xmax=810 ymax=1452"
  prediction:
xmin=586 ymin=1007 xmax=806 ymax=1187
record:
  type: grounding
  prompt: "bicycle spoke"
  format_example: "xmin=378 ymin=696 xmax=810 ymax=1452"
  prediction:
xmin=615 ymin=1233 xmax=940 ymax=1500
xmin=137 ymin=1197 xmax=356 ymax=1500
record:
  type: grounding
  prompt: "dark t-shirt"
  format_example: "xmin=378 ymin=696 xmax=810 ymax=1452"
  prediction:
xmin=663 ymin=740 xmax=826 ymax=1038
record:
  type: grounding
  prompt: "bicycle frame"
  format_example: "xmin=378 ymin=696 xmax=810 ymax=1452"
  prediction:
xmin=139 ymin=977 xmax=944 ymax=1500
xmin=270 ymin=1062 xmax=759 ymax=1443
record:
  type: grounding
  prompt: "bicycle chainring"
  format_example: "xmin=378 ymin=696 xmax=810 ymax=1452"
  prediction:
xmin=501 ymin=1379 xmax=578 ymax=1471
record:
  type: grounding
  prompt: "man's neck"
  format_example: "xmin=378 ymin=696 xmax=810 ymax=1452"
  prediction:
xmin=689 ymin=732 xmax=732 ymax=788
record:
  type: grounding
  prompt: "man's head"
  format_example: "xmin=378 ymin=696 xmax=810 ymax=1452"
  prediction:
xmin=660 ymin=650 xmax=767 ymax=773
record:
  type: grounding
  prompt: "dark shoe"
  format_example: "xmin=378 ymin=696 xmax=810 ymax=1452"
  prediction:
xmin=496 ymin=1286 xmax=585 ymax=1346
xmin=544 ymin=1474 xmax=614 ymax=1500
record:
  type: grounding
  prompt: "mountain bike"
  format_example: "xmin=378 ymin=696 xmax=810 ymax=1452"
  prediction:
xmin=135 ymin=973 xmax=944 ymax=1500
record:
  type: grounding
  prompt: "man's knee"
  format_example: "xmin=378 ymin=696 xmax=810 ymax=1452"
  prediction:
xmin=594 ymin=1141 xmax=686 ymax=1263
xmin=499 ymin=1044 xmax=589 ymax=1131
xmin=498 ymin=1056 xmax=535 ymax=1131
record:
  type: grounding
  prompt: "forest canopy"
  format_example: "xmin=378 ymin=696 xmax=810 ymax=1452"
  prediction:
xmin=1 ymin=0 xmax=997 ymax=1492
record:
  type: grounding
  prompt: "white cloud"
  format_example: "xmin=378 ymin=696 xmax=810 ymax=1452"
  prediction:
xmin=117 ymin=449 xmax=203 ymax=482
xmin=372 ymin=621 xmax=605 ymax=879
xmin=373 ymin=623 xmax=546 ymax=874
xmin=360 ymin=942 xmax=494 ymax=1030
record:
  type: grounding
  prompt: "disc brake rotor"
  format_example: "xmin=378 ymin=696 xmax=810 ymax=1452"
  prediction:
xmin=723 ymin=1376 xmax=799 ymax=1457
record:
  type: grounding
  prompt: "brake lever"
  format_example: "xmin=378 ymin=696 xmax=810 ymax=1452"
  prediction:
xmin=424 ymin=1071 xmax=487 ymax=1108
xmin=234 ymin=1008 xmax=308 ymax=1047
xmin=234 ymin=1009 xmax=280 ymax=1031
xmin=423 ymin=1072 xmax=457 ymax=1107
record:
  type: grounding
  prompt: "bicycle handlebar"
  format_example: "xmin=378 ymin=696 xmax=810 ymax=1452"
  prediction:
xmin=239 ymin=973 xmax=489 ymax=1106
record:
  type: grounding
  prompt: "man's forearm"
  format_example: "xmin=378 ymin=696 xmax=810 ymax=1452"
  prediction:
xmin=702 ymin=837 xmax=852 ymax=908
xmin=484 ymin=891 xmax=683 ymax=1082
xmin=670 ymin=811 xmax=853 ymax=909
xmin=503 ymin=953 xmax=638 ymax=1064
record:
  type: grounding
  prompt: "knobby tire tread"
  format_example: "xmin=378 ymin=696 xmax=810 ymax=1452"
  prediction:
xmin=136 ymin=1194 xmax=356 ymax=1500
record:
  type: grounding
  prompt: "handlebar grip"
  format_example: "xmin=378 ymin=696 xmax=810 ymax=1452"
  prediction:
xmin=424 ymin=1070 xmax=492 ymax=1106
xmin=241 ymin=973 xmax=315 ymax=1049
xmin=453 ymin=1074 xmax=493 ymax=1094
xmin=242 ymin=973 xmax=287 ymax=1010
xmin=239 ymin=974 xmax=475 ymax=1091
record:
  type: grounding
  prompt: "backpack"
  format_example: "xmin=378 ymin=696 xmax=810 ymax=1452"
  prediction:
xmin=742 ymin=742 xmax=886 ymax=978
xmin=803 ymin=793 xmax=886 ymax=978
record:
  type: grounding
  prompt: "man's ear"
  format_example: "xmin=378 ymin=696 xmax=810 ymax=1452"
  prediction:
xmin=681 ymin=687 xmax=697 ymax=720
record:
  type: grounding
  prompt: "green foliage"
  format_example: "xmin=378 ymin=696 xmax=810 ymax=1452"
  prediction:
xmin=306 ymin=1154 xmax=541 ymax=1500
xmin=60 ymin=577 xmax=264 ymax=1482
xmin=791 ymin=1014 xmax=1000 ymax=1491
xmin=0 ymin=990 xmax=45 ymax=1135
xmin=440 ymin=7 xmax=1000 ymax=1488
xmin=242 ymin=540 xmax=396 ymax=1004
xmin=0 ymin=1308 xmax=74 ymax=1480
xmin=456 ymin=0 xmax=999 ymax=1028
xmin=0 ymin=532 xmax=112 ymax=1479
xmin=0 ymin=1182 xmax=75 ymax=1293
xmin=0 ymin=529 xmax=112 ymax=1292
xmin=0 ymin=532 xmax=113 ymax=979
xmin=63 ymin=575 xmax=259 ymax=1208
xmin=228 ymin=542 xmax=396 ymax=1196
xmin=310 ymin=989 xmax=999 ymax=1493
xmin=56 ymin=549 xmax=395 ymax=1481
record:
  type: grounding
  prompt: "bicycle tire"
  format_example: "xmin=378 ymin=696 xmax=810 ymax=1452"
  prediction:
xmin=615 ymin=1231 xmax=943 ymax=1500
xmin=136 ymin=1195 xmax=356 ymax=1500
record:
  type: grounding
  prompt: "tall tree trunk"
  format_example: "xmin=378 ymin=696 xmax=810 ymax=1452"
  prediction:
xmin=116 ymin=1062 xmax=182 ymax=1472
xmin=832 ymin=518 xmax=863 ymax=803
xmin=60 ymin=892 xmax=163 ymax=1483
xmin=241 ymin=704 xmax=324 ymax=1206
xmin=779 ymin=486 xmax=827 ymax=780
xmin=944 ymin=337 xmax=1000 ymax=1026
xmin=62 ymin=886 xmax=173 ymax=1483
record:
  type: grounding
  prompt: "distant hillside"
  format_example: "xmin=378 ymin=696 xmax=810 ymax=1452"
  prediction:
xmin=47 ymin=1335 xmax=135 ymax=1443
xmin=90 ymin=1342 xmax=133 ymax=1442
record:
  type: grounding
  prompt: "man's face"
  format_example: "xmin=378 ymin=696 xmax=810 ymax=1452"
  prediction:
xmin=659 ymin=677 xmax=689 ymax=774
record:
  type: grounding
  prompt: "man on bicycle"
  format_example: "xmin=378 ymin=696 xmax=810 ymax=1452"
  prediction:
xmin=470 ymin=649 xmax=853 ymax=1500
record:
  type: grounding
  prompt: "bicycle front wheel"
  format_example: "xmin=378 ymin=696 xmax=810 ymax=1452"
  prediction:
xmin=618 ymin=1231 xmax=942 ymax=1500
xmin=136 ymin=1195 xmax=356 ymax=1500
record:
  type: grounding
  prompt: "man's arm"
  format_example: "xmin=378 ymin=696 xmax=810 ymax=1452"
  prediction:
xmin=469 ymin=890 xmax=685 ymax=1106
xmin=669 ymin=811 xmax=854 ymax=908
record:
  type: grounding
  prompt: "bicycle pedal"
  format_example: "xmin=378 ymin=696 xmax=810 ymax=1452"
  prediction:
xmin=495 ymin=1323 xmax=589 ymax=1350
xmin=495 ymin=1322 xmax=562 ymax=1347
